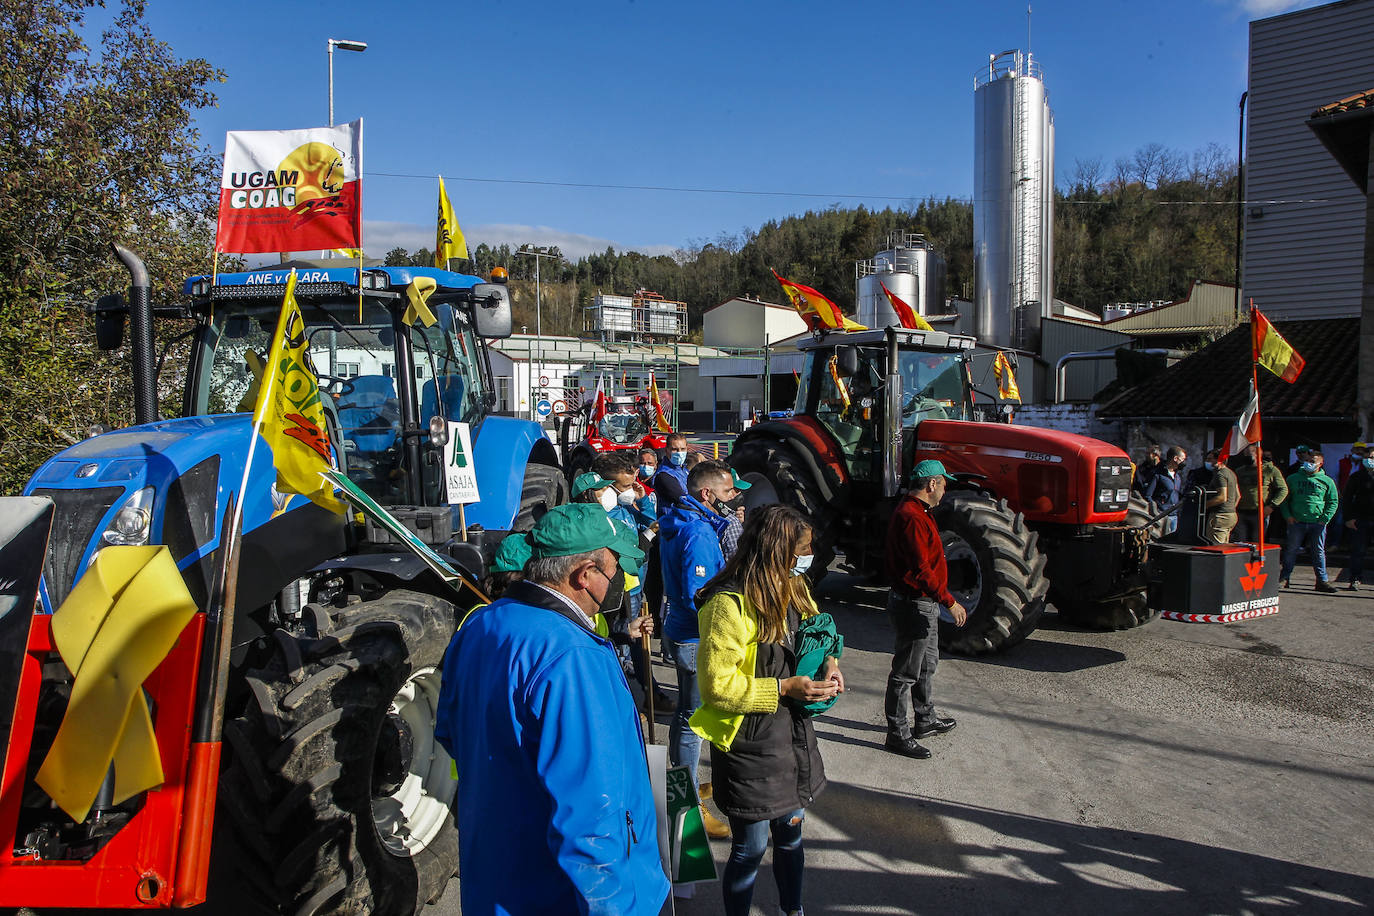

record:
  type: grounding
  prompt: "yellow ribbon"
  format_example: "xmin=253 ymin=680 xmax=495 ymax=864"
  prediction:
xmin=35 ymin=545 xmax=198 ymax=823
xmin=403 ymin=277 xmax=439 ymax=328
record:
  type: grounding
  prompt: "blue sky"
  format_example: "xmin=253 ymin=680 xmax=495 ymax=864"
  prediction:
xmin=142 ymin=0 xmax=1324 ymax=259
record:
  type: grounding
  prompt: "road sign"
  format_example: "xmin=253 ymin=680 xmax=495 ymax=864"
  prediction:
xmin=539 ymin=375 xmax=549 ymax=387
xmin=536 ymin=399 xmax=553 ymax=417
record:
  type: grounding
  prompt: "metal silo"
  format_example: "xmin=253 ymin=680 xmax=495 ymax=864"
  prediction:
xmin=855 ymin=232 xmax=947 ymax=328
xmin=973 ymin=49 xmax=1054 ymax=352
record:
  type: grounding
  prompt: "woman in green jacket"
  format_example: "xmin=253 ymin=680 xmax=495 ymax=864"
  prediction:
xmin=691 ymin=505 xmax=843 ymax=916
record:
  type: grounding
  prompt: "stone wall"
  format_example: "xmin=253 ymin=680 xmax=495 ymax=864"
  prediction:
xmin=1012 ymin=405 xmax=1211 ymax=465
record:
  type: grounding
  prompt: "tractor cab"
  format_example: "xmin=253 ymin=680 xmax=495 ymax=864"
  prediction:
xmin=795 ymin=327 xmax=976 ymax=491
xmin=560 ymin=394 xmax=670 ymax=478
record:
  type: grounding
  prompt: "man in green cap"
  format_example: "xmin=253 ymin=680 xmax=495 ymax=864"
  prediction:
xmin=883 ymin=459 xmax=968 ymax=760
xmin=435 ymin=503 xmax=668 ymax=914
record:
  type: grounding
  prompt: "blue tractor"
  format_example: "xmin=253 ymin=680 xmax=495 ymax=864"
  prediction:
xmin=6 ymin=249 xmax=564 ymax=913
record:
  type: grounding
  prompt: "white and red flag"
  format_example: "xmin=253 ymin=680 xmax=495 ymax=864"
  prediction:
xmin=215 ymin=120 xmax=363 ymax=254
xmin=1218 ymin=378 xmax=1261 ymax=463
xmin=589 ymin=375 xmax=608 ymax=424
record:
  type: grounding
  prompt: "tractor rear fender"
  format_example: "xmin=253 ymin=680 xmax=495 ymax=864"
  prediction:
xmin=732 ymin=417 xmax=849 ymax=507
xmin=462 ymin=415 xmax=559 ymax=532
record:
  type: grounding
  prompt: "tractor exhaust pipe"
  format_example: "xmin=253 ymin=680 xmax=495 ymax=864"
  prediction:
xmin=111 ymin=244 xmax=158 ymax=425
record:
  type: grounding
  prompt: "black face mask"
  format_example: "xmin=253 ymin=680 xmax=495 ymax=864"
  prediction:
xmin=715 ymin=494 xmax=745 ymax=515
xmin=596 ymin=566 xmax=627 ymax=614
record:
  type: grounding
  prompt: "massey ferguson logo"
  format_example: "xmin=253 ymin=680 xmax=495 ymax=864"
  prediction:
xmin=1239 ymin=560 xmax=1268 ymax=593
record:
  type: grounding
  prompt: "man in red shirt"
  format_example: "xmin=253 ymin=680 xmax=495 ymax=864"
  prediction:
xmin=883 ymin=459 xmax=968 ymax=759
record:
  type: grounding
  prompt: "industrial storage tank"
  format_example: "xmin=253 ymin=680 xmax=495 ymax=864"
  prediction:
xmin=855 ymin=233 xmax=947 ymax=328
xmin=973 ymin=49 xmax=1054 ymax=351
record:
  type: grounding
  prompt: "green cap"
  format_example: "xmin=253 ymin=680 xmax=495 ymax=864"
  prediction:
xmin=911 ymin=459 xmax=957 ymax=482
xmin=492 ymin=532 xmax=533 ymax=573
xmin=609 ymin=518 xmax=643 ymax=576
xmin=729 ymin=468 xmax=752 ymax=491
xmin=529 ymin=503 xmax=645 ymax=569
xmin=571 ymin=471 xmax=615 ymax=498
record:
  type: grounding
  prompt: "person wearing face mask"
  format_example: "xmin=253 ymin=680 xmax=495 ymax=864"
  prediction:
xmin=434 ymin=504 xmax=668 ymax=915
xmin=1279 ymin=448 xmax=1339 ymax=591
xmin=1234 ymin=443 xmax=1288 ymax=544
xmin=653 ymin=432 xmax=693 ymax=508
xmin=1340 ymin=446 xmax=1374 ymax=589
xmin=1201 ymin=447 xmax=1240 ymax=544
xmin=718 ymin=468 xmax=753 ymax=561
xmin=690 ymin=505 xmax=841 ymax=916
xmin=658 ymin=460 xmax=739 ymax=838
xmin=884 ymin=460 xmax=968 ymax=759
xmin=1146 ymin=446 xmax=1189 ymax=536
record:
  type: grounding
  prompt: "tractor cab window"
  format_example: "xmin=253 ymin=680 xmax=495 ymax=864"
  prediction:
xmin=811 ymin=347 xmax=884 ymax=482
xmin=599 ymin=411 xmax=648 ymax=445
xmin=896 ymin=351 xmax=965 ymax=426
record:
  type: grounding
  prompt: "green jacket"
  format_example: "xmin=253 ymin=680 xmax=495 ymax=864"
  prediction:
xmin=1235 ymin=459 xmax=1289 ymax=511
xmin=1280 ymin=470 xmax=1338 ymax=525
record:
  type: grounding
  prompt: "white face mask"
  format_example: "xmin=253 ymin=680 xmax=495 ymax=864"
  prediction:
xmin=598 ymin=489 xmax=618 ymax=512
xmin=791 ymin=554 xmax=814 ymax=577
xmin=617 ymin=487 xmax=636 ymax=507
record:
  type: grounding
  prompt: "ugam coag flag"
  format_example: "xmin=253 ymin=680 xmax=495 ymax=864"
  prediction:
xmin=215 ymin=120 xmax=363 ymax=255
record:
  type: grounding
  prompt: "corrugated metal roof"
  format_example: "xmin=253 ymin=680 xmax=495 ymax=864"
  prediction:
xmin=1101 ymin=281 xmax=1239 ymax=333
xmin=1243 ymin=0 xmax=1374 ymax=320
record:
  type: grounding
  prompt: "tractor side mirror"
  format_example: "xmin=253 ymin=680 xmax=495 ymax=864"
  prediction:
xmin=92 ymin=294 xmax=126 ymax=351
xmin=834 ymin=345 xmax=860 ymax=379
xmin=470 ymin=283 xmax=512 ymax=339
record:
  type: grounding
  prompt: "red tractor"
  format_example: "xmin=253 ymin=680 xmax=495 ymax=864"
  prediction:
xmin=559 ymin=394 xmax=670 ymax=478
xmin=730 ymin=327 xmax=1156 ymax=654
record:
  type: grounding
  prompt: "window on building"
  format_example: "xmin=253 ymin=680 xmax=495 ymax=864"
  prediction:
xmin=336 ymin=362 xmax=360 ymax=378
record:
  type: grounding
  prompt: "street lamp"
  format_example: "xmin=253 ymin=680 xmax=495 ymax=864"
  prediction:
xmin=516 ymin=245 xmax=562 ymax=421
xmin=327 ymin=38 xmax=368 ymax=126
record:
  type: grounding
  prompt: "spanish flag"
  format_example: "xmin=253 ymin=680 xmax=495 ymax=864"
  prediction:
xmin=879 ymin=282 xmax=933 ymax=331
xmin=771 ymin=269 xmax=865 ymax=332
xmin=649 ymin=372 xmax=672 ymax=432
xmin=1251 ymin=306 xmax=1304 ymax=383
xmin=435 ymin=176 xmax=469 ymax=266
xmin=993 ymin=351 xmax=1021 ymax=402
xmin=253 ymin=271 xmax=346 ymax=514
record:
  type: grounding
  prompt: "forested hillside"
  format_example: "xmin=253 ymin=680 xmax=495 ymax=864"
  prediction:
xmin=390 ymin=142 xmax=1239 ymax=339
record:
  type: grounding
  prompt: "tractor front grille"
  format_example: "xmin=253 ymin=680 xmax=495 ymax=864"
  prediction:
xmin=30 ymin=487 xmax=123 ymax=609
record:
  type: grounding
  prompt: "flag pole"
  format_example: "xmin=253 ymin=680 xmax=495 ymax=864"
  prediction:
xmin=1251 ymin=299 xmax=1266 ymax=563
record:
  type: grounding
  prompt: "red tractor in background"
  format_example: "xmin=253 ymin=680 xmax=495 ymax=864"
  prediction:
xmin=559 ymin=393 xmax=671 ymax=478
xmin=730 ymin=326 xmax=1157 ymax=654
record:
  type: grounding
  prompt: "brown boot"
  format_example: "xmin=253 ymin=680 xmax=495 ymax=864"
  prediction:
xmin=697 ymin=781 xmax=713 ymax=801
xmin=699 ymin=805 xmax=731 ymax=839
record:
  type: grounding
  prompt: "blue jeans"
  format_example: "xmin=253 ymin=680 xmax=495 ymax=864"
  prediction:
xmin=1281 ymin=521 xmax=1329 ymax=583
xmin=661 ymin=637 xmax=701 ymax=786
xmin=722 ymin=809 xmax=805 ymax=916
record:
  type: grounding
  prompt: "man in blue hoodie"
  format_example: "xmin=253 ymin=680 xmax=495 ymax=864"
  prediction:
xmin=652 ymin=431 xmax=692 ymax=507
xmin=435 ymin=504 xmax=668 ymax=915
xmin=658 ymin=459 xmax=737 ymax=835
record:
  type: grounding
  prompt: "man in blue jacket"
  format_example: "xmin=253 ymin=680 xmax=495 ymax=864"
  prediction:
xmin=435 ymin=504 xmax=669 ymax=915
xmin=658 ymin=460 xmax=737 ymax=837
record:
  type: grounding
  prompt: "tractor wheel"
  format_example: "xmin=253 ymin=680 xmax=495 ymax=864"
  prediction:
xmin=564 ymin=447 xmax=593 ymax=482
xmin=730 ymin=439 xmax=835 ymax=585
xmin=218 ymin=590 xmax=459 ymax=916
xmin=515 ymin=461 xmax=567 ymax=532
xmin=932 ymin=493 xmax=1048 ymax=655
xmin=1052 ymin=498 xmax=1158 ymax=631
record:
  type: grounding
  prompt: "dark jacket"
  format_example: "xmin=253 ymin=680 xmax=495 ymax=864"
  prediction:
xmin=708 ymin=607 xmax=827 ymax=822
xmin=1146 ymin=467 xmax=1184 ymax=510
xmin=1341 ymin=466 xmax=1374 ymax=521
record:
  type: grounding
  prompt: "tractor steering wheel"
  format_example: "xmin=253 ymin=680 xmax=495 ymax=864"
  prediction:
xmin=317 ymin=375 xmax=357 ymax=396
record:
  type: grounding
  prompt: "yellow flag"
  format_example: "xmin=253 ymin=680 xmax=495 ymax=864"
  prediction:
xmin=994 ymin=351 xmax=1021 ymax=402
xmin=435 ymin=176 xmax=468 ymax=266
xmin=253 ymin=271 xmax=346 ymax=514
xmin=332 ymin=248 xmax=363 ymax=258
xmin=36 ymin=546 xmax=198 ymax=823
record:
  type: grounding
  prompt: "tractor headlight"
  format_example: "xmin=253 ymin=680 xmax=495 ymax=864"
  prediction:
xmin=103 ymin=486 xmax=155 ymax=546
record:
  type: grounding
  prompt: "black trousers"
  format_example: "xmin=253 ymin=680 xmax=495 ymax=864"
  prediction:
xmin=884 ymin=593 xmax=940 ymax=738
xmin=1233 ymin=511 xmax=1271 ymax=545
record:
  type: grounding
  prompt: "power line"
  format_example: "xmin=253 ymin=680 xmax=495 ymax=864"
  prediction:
xmin=369 ymin=171 xmax=1335 ymax=207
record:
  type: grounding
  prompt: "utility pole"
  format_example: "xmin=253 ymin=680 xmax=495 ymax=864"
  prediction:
xmin=516 ymin=245 xmax=562 ymax=421
xmin=327 ymin=38 xmax=368 ymax=126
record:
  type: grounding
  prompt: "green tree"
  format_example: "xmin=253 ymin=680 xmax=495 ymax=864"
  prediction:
xmin=0 ymin=0 xmax=223 ymax=493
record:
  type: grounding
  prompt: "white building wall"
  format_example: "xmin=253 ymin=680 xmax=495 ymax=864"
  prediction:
xmin=1244 ymin=0 xmax=1374 ymax=319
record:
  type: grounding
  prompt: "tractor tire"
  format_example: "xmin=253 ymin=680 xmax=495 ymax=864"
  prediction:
xmin=515 ymin=461 xmax=567 ymax=532
xmin=1052 ymin=498 xmax=1158 ymax=631
xmin=729 ymin=439 xmax=836 ymax=585
xmin=217 ymin=590 xmax=459 ymax=916
xmin=932 ymin=493 xmax=1049 ymax=655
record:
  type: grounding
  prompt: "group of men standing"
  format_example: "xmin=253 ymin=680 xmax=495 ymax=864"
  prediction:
xmin=1134 ymin=440 xmax=1374 ymax=591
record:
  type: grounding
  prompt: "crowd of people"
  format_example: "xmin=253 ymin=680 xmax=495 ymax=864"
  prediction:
xmin=1132 ymin=438 xmax=1374 ymax=591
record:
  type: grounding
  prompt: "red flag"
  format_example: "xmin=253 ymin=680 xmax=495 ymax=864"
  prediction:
xmin=216 ymin=121 xmax=363 ymax=254
xmin=1252 ymin=306 xmax=1305 ymax=383
xmin=878 ymin=282 xmax=933 ymax=331
xmin=771 ymin=269 xmax=864 ymax=331
xmin=1218 ymin=378 xmax=1261 ymax=464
